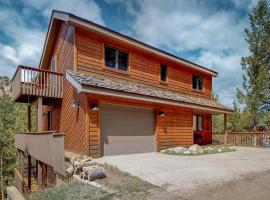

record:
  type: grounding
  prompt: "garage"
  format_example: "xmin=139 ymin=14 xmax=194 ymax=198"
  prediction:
xmin=100 ymin=103 xmax=156 ymax=156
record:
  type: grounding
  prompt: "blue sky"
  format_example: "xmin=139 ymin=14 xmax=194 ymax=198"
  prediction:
xmin=0 ymin=0 xmax=263 ymax=106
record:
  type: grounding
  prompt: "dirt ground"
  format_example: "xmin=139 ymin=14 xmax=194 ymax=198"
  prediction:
xmin=187 ymin=170 xmax=270 ymax=200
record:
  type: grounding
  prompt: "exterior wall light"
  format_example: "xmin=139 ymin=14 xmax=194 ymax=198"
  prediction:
xmin=158 ymin=111 xmax=165 ymax=117
xmin=72 ymin=100 xmax=80 ymax=108
xmin=91 ymin=103 xmax=99 ymax=111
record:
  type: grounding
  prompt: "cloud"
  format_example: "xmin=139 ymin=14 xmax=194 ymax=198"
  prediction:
xmin=105 ymin=0 xmax=257 ymax=106
xmin=0 ymin=0 xmax=104 ymax=77
xmin=22 ymin=0 xmax=104 ymax=25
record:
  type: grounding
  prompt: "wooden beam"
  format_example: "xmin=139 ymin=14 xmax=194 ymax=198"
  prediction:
xmin=28 ymin=105 xmax=31 ymax=132
xmin=37 ymin=97 xmax=43 ymax=132
xmin=20 ymin=151 xmax=24 ymax=177
xmin=27 ymin=155 xmax=31 ymax=190
xmin=224 ymin=114 xmax=228 ymax=145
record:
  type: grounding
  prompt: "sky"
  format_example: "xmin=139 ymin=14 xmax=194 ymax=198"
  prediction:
xmin=0 ymin=0 xmax=263 ymax=106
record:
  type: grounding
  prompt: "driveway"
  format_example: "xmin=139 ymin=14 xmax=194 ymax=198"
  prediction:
xmin=96 ymin=147 xmax=270 ymax=194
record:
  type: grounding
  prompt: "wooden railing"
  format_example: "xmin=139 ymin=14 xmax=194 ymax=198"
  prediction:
xmin=11 ymin=65 xmax=63 ymax=102
xmin=213 ymin=132 xmax=270 ymax=147
xmin=15 ymin=131 xmax=65 ymax=175
xmin=14 ymin=168 xmax=29 ymax=194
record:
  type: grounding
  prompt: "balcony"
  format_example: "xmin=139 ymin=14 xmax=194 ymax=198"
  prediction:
xmin=11 ymin=65 xmax=63 ymax=104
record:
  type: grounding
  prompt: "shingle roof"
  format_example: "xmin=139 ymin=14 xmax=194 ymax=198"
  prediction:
xmin=67 ymin=70 xmax=232 ymax=113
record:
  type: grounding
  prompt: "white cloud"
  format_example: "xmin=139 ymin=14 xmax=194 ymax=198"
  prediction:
xmin=22 ymin=0 xmax=104 ymax=25
xmin=0 ymin=0 xmax=104 ymax=77
xmin=106 ymin=0 xmax=256 ymax=106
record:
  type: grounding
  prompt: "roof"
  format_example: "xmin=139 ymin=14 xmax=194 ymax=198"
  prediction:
xmin=39 ymin=10 xmax=218 ymax=77
xmin=66 ymin=70 xmax=232 ymax=114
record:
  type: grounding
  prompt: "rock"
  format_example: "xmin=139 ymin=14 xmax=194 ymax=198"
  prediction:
xmin=188 ymin=144 xmax=203 ymax=154
xmin=174 ymin=146 xmax=187 ymax=154
xmin=80 ymin=157 xmax=92 ymax=163
xmin=218 ymin=148 xmax=222 ymax=152
xmin=86 ymin=166 xmax=106 ymax=181
xmin=66 ymin=166 xmax=75 ymax=176
xmin=183 ymin=150 xmax=192 ymax=155
xmin=71 ymin=156 xmax=83 ymax=165
xmin=76 ymin=161 xmax=98 ymax=171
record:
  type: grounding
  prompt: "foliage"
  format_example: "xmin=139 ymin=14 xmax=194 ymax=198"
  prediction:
xmin=0 ymin=76 xmax=31 ymax=198
xmin=237 ymin=0 xmax=270 ymax=130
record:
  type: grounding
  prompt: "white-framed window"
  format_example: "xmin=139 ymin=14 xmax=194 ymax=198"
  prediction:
xmin=192 ymin=75 xmax=203 ymax=90
xmin=193 ymin=115 xmax=203 ymax=131
xmin=104 ymin=45 xmax=128 ymax=71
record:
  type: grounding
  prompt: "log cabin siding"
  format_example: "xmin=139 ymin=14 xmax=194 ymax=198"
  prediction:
xmin=75 ymin=28 xmax=212 ymax=99
xmin=87 ymin=95 xmax=194 ymax=157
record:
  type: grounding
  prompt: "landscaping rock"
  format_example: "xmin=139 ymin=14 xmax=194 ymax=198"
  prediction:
xmin=218 ymin=149 xmax=222 ymax=152
xmin=183 ymin=150 xmax=192 ymax=155
xmin=174 ymin=146 xmax=187 ymax=153
xmin=188 ymin=144 xmax=203 ymax=154
xmin=66 ymin=166 xmax=75 ymax=176
xmin=86 ymin=166 xmax=106 ymax=181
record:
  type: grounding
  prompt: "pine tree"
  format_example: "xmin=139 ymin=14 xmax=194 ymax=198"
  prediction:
xmin=239 ymin=0 xmax=270 ymax=130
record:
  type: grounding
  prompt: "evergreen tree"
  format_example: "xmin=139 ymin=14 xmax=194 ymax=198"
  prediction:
xmin=239 ymin=0 xmax=270 ymax=130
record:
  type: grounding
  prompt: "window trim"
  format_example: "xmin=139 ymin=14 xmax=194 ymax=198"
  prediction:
xmin=160 ymin=63 xmax=168 ymax=83
xmin=192 ymin=75 xmax=204 ymax=91
xmin=104 ymin=44 xmax=129 ymax=72
xmin=193 ymin=115 xmax=204 ymax=132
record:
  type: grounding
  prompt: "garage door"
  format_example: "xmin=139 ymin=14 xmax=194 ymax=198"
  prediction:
xmin=101 ymin=104 xmax=155 ymax=156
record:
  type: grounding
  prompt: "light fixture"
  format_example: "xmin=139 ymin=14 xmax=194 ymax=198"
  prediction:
xmin=72 ymin=100 xmax=80 ymax=108
xmin=91 ymin=103 xmax=99 ymax=111
xmin=158 ymin=111 xmax=165 ymax=117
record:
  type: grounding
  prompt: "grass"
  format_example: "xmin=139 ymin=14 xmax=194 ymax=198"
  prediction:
xmin=26 ymin=163 xmax=180 ymax=200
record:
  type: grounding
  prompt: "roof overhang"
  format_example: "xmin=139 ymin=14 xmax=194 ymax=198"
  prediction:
xmin=66 ymin=72 xmax=232 ymax=115
xmin=40 ymin=10 xmax=218 ymax=77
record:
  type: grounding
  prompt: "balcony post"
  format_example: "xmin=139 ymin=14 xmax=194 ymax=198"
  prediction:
xmin=27 ymin=155 xmax=31 ymax=190
xmin=37 ymin=97 xmax=43 ymax=132
xmin=28 ymin=105 xmax=31 ymax=132
xmin=224 ymin=114 xmax=228 ymax=145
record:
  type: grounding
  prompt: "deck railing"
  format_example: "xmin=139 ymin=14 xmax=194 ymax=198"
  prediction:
xmin=11 ymin=65 xmax=63 ymax=102
xmin=213 ymin=132 xmax=270 ymax=147
xmin=15 ymin=131 xmax=65 ymax=175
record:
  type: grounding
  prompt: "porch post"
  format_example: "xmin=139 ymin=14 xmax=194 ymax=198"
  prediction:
xmin=37 ymin=161 xmax=43 ymax=187
xmin=28 ymin=105 xmax=31 ymax=132
xmin=37 ymin=97 xmax=43 ymax=132
xmin=20 ymin=151 xmax=24 ymax=177
xmin=224 ymin=114 xmax=228 ymax=145
xmin=27 ymin=155 xmax=31 ymax=190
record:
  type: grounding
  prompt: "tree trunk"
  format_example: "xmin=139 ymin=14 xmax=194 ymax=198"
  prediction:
xmin=0 ymin=155 xmax=4 ymax=200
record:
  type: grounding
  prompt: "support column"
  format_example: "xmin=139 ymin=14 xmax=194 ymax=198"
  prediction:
xmin=37 ymin=161 xmax=43 ymax=187
xmin=27 ymin=155 xmax=31 ymax=190
xmin=37 ymin=97 xmax=43 ymax=132
xmin=28 ymin=105 xmax=31 ymax=132
xmin=20 ymin=151 xmax=24 ymax=177
xmin=224 ymin=114 xmax=228 ymax=145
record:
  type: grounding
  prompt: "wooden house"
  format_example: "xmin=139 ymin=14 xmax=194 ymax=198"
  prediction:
xmin=11 ymin=10 xmax=232 ymax=191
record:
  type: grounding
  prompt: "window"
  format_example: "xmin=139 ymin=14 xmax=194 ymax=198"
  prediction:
xmin=192 ymin=75 xmax=203 ymax=90
xmin=104 ymin=45 xmax=128 ymax=71
xmin=193 ymin=115 xmax=203 ymax=131
xmin=160 ymin=64 xmax=167 ymax=82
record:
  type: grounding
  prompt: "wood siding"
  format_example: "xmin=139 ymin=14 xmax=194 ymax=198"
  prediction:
xmin=75 ymin=28 xmax=212 ymax=99
xmin=87 ymin=95 xmax=194 ymax=157
xmin=43 ymin=23 xmax=88 ymax=154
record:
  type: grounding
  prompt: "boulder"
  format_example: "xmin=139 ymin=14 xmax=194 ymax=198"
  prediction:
xmin=183 ymin=150 xmax=192 ymax=155
xmin=174 ymin=146 xmax=187 ymax=154
xmin=218 ymin=148 xmax=222 ymax=152
xmin=86 ymin=166 xmax=106 ymax=181
xmin=188 ymin=144 xmax=203 ymax=154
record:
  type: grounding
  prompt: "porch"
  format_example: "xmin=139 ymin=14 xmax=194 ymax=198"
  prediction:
xmin=14 ymin=131 xmax=65 ymax=194
xmin=11 ymin=65 xmax=63 ymax=105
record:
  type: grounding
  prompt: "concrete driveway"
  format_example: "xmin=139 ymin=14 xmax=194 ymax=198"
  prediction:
xmin=96 ymin=147 xmax=270 ymax=193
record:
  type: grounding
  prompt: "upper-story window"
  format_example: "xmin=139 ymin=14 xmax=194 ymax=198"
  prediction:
xmin=104 ymin=45 xmax=128 ymax=72
xmin=192 ymin=75 xmax=203 ymax=90
xmin=160 ymin=64 xmax=167 ymax=82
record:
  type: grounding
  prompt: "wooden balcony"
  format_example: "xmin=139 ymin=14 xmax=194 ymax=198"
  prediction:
xmin=11 ymin=65 xmax=63 ymax=104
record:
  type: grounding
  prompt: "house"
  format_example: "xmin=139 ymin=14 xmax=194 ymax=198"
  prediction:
xmin=12 ymin=10 xmax=232 ymax=176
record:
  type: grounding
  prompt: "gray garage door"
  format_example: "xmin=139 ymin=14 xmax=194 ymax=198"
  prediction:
xmin=100 ymin=104 xmax=155 ymax=156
